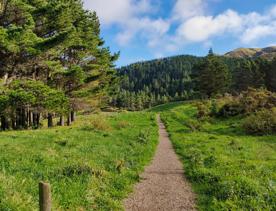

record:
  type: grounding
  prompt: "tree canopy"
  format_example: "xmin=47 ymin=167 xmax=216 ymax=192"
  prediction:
xmin=0 ymin=0 xmax=118 ymax=130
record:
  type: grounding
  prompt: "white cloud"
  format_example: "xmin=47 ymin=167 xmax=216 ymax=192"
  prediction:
xmin=176 ymin=10 xmax=242 ymax=42
xmin=84 ymin=0 xmax=153 ymax=25
xmin=116 ymin=17 xmax=170 ymax=46
xmin=268 ymin=5 xmax=276 ymax=18
xmin=241 ymin=24 xmax=276 ymax=44
xmin=84 ymin=0 xmax=276 ymax=56
xmin=172 ymin=0 xmax=205 ymax=20
xmin=84 ymin=0 xmax=168 ymax=46
xmin=174 ymin=5 xmax=276 ymax=45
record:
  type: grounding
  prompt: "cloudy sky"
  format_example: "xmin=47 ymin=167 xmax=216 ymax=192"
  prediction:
xmin=84 ymin=0 xmax=276 ymax=66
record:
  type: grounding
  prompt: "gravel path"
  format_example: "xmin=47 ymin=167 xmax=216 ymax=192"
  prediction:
xmin=124 ymin=115 xmax=196 ymax=211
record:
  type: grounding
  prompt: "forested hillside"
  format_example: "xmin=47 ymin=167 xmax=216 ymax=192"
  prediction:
xmin=0 ymin=0 xmax=118 ymax=130
xmin=111 ymin=51 xmax=276 ymax=110
xmin=110 ymin=55 xmax=201 ymax=110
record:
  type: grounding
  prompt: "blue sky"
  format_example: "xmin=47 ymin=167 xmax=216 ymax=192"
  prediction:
xmin=84 ymin=0 xmax=276 ymax=66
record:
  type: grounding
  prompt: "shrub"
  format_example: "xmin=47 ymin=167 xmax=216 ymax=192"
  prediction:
xmin=217 ymin=102 xmax=243 ymax=117
xmin=239 ymin=88 xmax=276 ymax=114
xmin=214 ymin=89 xmax=276 ymax=118
xmin=195 ymin=101 xmax=210 ymax=119
xmin=242 ymin=108 xmax=276 ymax=135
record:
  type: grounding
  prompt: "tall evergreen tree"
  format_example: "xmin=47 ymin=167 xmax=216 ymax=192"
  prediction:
xmin=194 ymin=53 xmax=231 ymax=97
xmin=0 ymin=0 xmax=117 ymax=130
xmin=266 ymin=58 xmax=276 ymax=92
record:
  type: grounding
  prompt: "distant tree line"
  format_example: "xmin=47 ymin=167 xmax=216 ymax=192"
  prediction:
xmin=0 ymin=0 xmax=118 ymax=130
xmin=110 ymin=50 xmax=276 ymax=110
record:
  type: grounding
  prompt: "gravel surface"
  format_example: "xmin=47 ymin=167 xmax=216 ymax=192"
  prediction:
xmin=124 ymin=115 xmax=196 ymax=211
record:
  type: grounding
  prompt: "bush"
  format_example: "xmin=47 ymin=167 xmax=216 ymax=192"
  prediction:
xmin=195 ymin=101 xmax=210 ymax=119
xmin=239 ymin=88 xmax=276 ymax=114
xmin=242 ymin=108 xmax=276 ymax=135
xmin=217 ymin=102 xmax=243 ymax=117
xmin=214 ymin=89 xmax=276 ymax=118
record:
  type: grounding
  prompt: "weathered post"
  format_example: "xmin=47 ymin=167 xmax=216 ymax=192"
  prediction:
xmin=39 ymin=182 xmax=51 ymax=211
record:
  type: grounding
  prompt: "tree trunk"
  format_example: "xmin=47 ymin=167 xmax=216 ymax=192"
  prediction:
xmin=22 ymin=108 xmax=27 ymax=129
xmin=11 ymin=115 xmax=16 ymax=130
xmin=71 ymin=111 xmax=76 ymax=122
xmin=37 ymin=113 xmax=40 ymax=127
xmin=59 ymin=116 xmax=65 ymax=126
xmin=5 ymin=117 xmax=10 ymax=130
xmin=29 ymin=111 xmax=33 ymax=127
xmin=1 ymin=116 xmax=6 ymax=131
xmin=48 ymin=113 xmax=53 ymax=128
xmin=16 ymin=108 xmax=20 ymax=129
xmin=67 ymin=114 xmax=71 ymax=126
xmin=33 ymin=112 xmax=40 ymax=128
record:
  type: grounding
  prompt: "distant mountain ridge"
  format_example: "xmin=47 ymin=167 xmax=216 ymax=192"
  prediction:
xmin=225 ymin=46 xmax=276 ymax=59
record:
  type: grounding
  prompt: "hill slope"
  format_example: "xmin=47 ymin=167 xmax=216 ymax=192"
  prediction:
xmin=225 ymin=46 xmax=276 ymax=59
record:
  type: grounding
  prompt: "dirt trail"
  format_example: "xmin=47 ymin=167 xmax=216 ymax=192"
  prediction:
xmin=124 ymin=115 xmax=196 ymax=211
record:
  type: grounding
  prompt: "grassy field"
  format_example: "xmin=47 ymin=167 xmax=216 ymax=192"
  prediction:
xmin=158 ymin=102 xmax=276 ymax=210
xmin=0 ymin=112 xmax=158 ymax=210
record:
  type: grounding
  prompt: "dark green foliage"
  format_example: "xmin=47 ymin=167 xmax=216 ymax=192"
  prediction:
xmin=265 ymin=58 xmax=276 ymax=92
xmin=110 ymin=55 xmax=200 ymax=110
xmin=0 ymin=0 xmax=117 ymax=130
xmin=0 ymin=80 xmax=69 ymax=130
xmin=193 ymin=53 xmax=231 ymax=97
xmin=234 ymin=59 xmax=265 ymax=92
xmin=112 ymin=51 xmax=275 ymax=111
xmin=217 ymin=103 xmax=243 ymax=117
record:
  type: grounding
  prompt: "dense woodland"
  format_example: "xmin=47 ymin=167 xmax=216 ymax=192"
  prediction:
xmin=111 ymin=50 xmax=276 ymax=110
xmin=0 ymin=0 xmax=118 ymax=130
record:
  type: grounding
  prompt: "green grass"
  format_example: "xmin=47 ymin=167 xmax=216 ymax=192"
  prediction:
xmin=0 ymin=112 xmax=158 ymax=210
xmin=159 ymin=102 xmax=276 ymax=210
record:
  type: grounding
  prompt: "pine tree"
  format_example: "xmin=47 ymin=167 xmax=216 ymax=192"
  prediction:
xmin=266 ymin=58 xmax=276 ymax=92
xmin=195 ymin=53 xmax=231 ymax=97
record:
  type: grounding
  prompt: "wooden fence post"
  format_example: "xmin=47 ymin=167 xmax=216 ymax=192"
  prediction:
xmin=39 ymin=182 xmax=51 ymax=211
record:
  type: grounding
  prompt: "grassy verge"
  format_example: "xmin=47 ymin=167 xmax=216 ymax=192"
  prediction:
xmin=159 ymin=102 xmax=276 ymax=210
xmin=0 ymin=112 xmax=158 ymax=210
